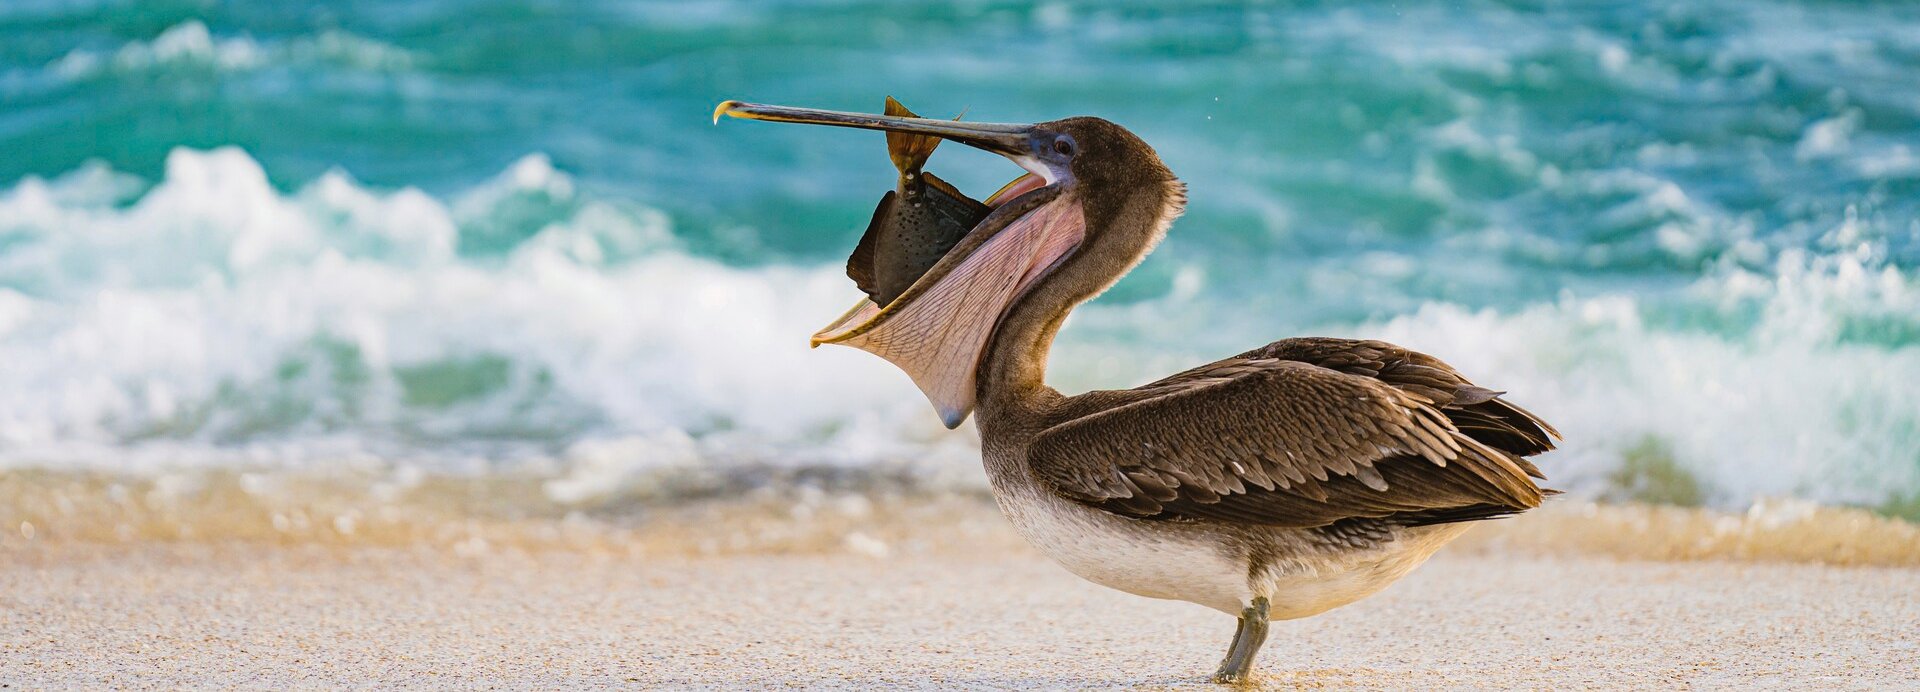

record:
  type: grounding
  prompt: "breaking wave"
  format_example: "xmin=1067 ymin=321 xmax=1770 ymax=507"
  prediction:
xmin=0 ymin=148 xmax=1915 ymax=514
xmin=0 ymin=149 xmax=979 ymax=503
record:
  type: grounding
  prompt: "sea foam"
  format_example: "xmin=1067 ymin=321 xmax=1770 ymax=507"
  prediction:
xmin=0 ymin=148 xmax=964 ymax=496
xmin=0 ymin=148 xmax=1915 ymax=514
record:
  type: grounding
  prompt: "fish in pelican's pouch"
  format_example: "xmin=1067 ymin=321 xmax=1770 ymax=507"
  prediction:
xmin=845 ymin=97 xmax=991 ymax=307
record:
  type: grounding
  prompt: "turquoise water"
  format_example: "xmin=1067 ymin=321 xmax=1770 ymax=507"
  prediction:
xmin=1 ymin=1 xmax=1916 ymax=508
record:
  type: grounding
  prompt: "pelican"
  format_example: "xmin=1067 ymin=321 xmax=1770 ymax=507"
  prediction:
xmin=715 ymin=101 xmax=1559 ymax=684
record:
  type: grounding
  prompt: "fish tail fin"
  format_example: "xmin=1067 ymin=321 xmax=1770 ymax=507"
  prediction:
xmin=884 ymin=96 xmax=951 ymax=174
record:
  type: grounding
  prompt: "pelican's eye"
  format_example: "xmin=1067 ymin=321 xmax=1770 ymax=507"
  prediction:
xmin=1051 ymin=136 xmax=1076 ymax=158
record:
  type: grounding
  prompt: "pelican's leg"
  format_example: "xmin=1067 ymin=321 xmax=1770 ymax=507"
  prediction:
xmin=1211 ymin=597 xmax=1270 ymax=684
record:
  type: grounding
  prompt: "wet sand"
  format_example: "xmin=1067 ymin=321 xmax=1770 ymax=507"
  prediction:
xmin=5 ymin=541 xmax=1917 ymax=689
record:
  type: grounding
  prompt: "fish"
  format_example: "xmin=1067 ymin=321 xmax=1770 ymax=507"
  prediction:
xmin=845 ymin=97 xmax=992 ymax=308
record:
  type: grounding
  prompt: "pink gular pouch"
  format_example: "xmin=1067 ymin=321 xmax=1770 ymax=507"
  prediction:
xmin=814 ymin=170 xmax=1077 ymax=428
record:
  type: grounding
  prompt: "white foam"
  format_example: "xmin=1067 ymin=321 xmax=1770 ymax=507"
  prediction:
xmin=50 ymin=20 xmax=414 ymax=79
xmin=1 ymin=148 xmax=1915 ymax=511
xmin=0 ymin=148 xmax=955 ymax=486
xmin=1361 ymin=250 xmax=1919 ymax=508
xmin=1796 ymin=110 xmax=1863 ymax=162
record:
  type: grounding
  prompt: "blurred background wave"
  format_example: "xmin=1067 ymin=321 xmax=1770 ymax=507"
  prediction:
xmin=1 ymin=0 xmax=1916 ymax=515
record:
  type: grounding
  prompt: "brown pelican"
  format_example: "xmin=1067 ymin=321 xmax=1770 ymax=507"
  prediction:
xmin=715 ymin=101 xmax=1559 ymax=684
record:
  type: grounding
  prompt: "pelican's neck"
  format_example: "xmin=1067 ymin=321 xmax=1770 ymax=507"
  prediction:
xmin=974 ymin=275 xmax=1072 ymax=423
xmin=975 ymin=176 xmax=1185 ymax=428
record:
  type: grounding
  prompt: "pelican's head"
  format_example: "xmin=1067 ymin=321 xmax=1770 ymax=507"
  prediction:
xmin=715 ymin=100 xmax=1176 ymax=427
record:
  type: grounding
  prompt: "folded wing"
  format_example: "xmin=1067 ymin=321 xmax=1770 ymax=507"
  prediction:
xmin=1028 ymin=338 xmax=1558 ymax=527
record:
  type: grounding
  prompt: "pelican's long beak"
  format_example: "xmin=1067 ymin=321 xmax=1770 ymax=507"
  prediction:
xmin=716 ymin=100 xmax=1083 ymax=428
xmin=715 ymin=100 xmax=1038 ymax=161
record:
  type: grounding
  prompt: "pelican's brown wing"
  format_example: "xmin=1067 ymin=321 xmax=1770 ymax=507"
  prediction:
xmin=1232 ymin=337 xmax=1559 ymax=457
xmin=1029 ymin=339 xmax=1557 ymax=527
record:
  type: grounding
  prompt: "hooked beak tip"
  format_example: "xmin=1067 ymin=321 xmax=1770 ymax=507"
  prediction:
xmin=712 ymin=100 xmax=742 ymax=125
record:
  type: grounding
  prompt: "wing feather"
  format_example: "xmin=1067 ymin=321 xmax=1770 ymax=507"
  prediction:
xmin=1028 ymin=338 xmax=1558 ymax=527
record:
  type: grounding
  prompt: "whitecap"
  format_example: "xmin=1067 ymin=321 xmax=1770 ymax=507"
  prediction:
xmin=48 ymin=19 xmax=416 ymax=80
xmin=1795 ymin=110 xmax=1864 ymax=162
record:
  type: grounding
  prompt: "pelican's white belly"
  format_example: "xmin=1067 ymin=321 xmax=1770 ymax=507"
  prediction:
xmin=994 ymin=485 xmax=1253 ymax=615
xmin=1255 ymin=522 xmax=1470 ymax=620
xmin=991 ymin=481 xmax=1473 ymax=618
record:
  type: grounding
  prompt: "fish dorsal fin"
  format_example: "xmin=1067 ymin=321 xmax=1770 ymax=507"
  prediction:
xmin=884 ymin=96 xmax=950 ymax=174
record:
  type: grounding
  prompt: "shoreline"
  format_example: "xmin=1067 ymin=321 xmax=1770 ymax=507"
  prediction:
xmin=6 ymin=467 xmax=1919 ymax=567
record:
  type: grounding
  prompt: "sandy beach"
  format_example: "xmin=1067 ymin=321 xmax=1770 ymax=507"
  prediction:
xmin=6 ymin=522 xmax=1918 ymax=689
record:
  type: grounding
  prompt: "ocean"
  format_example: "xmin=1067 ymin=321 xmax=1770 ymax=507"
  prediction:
xmin=1 ymin=0 xmax=1916 ymax=515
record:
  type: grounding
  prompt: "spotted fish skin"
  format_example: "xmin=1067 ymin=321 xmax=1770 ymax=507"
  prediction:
xmin=845 ymin=98 xmax=990 ymax=308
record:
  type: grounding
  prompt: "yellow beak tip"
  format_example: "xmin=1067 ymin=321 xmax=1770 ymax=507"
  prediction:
xmin=712 ymin=100 xmax=743 ymax=125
